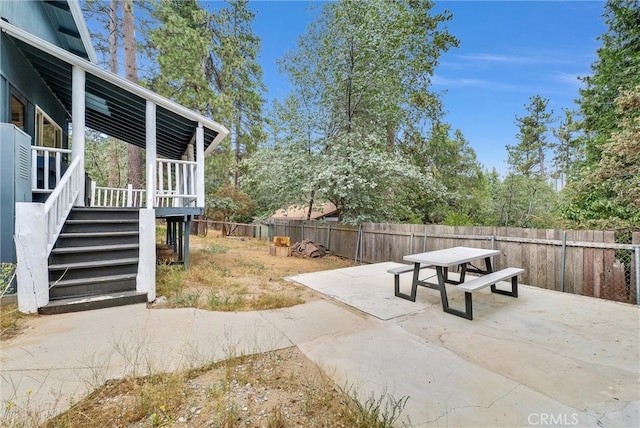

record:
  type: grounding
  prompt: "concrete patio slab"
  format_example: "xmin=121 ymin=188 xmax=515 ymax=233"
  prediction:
xmin=1 ymin=262 xmax=639 ymax=427
xmin=286 ymin=262 xmax=440 ymax=320
xmin=0 ymin=299 xmax=372 ymax=419
xmin=299 ymin=322 xmax=600 ymax=427
xmin=292 ymin=264 xmax=640 ymax=427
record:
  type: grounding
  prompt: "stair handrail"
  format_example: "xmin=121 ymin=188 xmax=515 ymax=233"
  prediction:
xmin=31 ymin=146 xmax=72 ymax=193
xmin=43 ymin=157 xmax=82 ymax=255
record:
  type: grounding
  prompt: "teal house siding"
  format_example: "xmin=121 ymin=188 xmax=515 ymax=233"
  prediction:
xmin=0 ymin=33 xmax=69 ymax=143
xmin=0 ymin=0 xmax=80 ymax=270
xmin=0 ymin=0 xmax=67 ymax=49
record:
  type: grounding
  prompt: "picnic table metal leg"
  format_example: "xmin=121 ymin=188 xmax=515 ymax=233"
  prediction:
xmin=459 ymin=263 xmax=467 ymax=282
xmin=484 ymin=256 xmax=494 ymax=273
xmin=491 ymin=275 xmax=519 ymax=298
xmin=438 ymin=266 xmax=474 ymax=320
xmin=408 ymin=263 xmax=419 ymax=301
xmin=394 ymin=263 xmax=419 ymax=302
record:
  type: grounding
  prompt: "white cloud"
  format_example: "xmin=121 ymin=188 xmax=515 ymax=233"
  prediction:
xmin=552 ymin=71 xmax=587 ymax=87
xmin=457 ymin=53 xmax=537 ymax=64
xmin=432 ymin=75 xmax=525 ymax=92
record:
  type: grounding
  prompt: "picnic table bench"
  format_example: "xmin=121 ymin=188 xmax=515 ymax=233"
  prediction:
xmin=387 ymin=263 xmax=433 ymax=301
xmin=454 ymin=267 xmax=524 ymax=319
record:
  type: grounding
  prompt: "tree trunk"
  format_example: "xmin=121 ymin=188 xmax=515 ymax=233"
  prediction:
xmin=107 ymin=0 xmax=120 ymax=187
xmin=123 ymin=0 xmax=144 ymax=189
xmin=306 ymin=190 xmax=315 ymax=221
xmin=234 ymin=100 xmax=242 ymax=188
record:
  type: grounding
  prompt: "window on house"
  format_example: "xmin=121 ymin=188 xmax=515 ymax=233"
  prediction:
xmin=11 ymin=94 xmax=25 ymax=130
xmin=35 ymin=107 xmax=62 ymax=151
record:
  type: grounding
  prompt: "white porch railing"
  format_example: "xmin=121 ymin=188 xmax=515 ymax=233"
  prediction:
xmin=156 ymin=158 xmax=197 ymax=208
xmin=91 ymin=182 xmax=146 ymax=207
xmin=31 ymin=146 xmax=72 ymax=193
xmin=90 ymin=158 xmax=198 ymax=208
xmin=43 ymin=157 xmax=82 ymax=255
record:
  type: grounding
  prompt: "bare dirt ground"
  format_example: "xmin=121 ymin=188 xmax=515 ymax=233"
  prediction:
xmin=23 ymin=232 xmax=406 ymax=427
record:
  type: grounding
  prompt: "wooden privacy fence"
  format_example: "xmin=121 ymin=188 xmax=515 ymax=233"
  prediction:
xmin=203 ymin=220 xmax=640 ymax=306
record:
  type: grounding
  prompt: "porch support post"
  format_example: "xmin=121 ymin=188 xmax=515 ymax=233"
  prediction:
xmin=137 ymin=208 xmax=156 ymax=302
xmin=196 ymin=123 xmax=205 ymax=208
xmin=145 ymin=100 xmax=156 ymax=208
xmin=15 ymin=203 xmax=49 ymax=313
xmin=138 ymin=100 xmax=157 ymax=302
xmin=72 ymin=66 xmax=85 ymax=206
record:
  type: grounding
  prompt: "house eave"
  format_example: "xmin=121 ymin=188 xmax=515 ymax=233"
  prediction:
xmin=0 ymin=19 xmax=229 ymax=155
xmin=67 ymin=0 xmax=97 ymax=63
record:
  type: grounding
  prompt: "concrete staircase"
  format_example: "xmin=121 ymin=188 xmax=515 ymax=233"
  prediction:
xmin=40 ymin=207 xmax=147 ymax=315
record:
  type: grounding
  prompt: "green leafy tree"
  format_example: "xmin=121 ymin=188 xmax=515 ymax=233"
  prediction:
xmin=577 ymin=0 xmax=640 ymax=164
xmin=279 ymin=0 xmax=457 ymax=138
xmin=251 ymin=0 xmax=457 ymax=222
xmin=596 ymin=86 xmax=640 ymax=217
xmin=244 ymin=140 xmax=318 ymax=220
xmin=147 ymin=0 xmax=222 ymax=114
xmin=313 ymin=132 xmax=443 ymax=223
xmin=417 ymin=123 xmax=489 ymax=224
xmin=207 ymin=184 xmax=256 ymax=223
xmin=82 ymin=0 xmax=146 ymax=188
xmin=212 ymin=0 xmax=266 ymax=187
xmin=147 ymin=0 xmax=265 ymax=214
xmin=551 ymin=108 xmax=581 ymax=189
xmin=492 ymin=175 xmax=557 ymax=228
xmin=563 ymin=86 xmax=640 ymax=226
xmin=498 ymin=95 xmax=559 ymax=227
xmin=562 ymin=0 xmax=640 ymax=226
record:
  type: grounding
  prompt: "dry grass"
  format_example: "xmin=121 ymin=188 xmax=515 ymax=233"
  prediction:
xmin=155 ymin=228 xmax=356 ymax=311
xmin=44 ymin=347 xmax=408 ymax=428
xmin=0 ymin=303 xmax=35 ymax=341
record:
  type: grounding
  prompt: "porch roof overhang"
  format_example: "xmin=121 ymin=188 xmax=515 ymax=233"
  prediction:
xmin=1 ymin=20 xmax=229 ymax=160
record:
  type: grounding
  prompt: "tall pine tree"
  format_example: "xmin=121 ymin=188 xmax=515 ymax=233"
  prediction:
xmin=577 ymin=0 xmax=640 ymax=164
xmin=506 ymin=95 xmax=554 ymax=178
xmin=562 ymin=0 xmax=640 ymax=227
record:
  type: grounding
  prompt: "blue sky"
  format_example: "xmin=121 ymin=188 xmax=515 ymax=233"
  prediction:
xmin=245 ymin=0 xmax=608 ymax=175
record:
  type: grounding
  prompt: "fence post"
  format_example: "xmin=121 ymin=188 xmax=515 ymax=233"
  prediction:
xmin=490 ymin=234 xmax=496 ymax=268
xmin=302 ymin=223 xmax=305 ymax=241
xmin=327 ymin=224 xmax=332 ymax=251
xmin=423 ymin=226 xmax=427 ymax=252
xmin=560 ymin=231 xmax=567 ymax=292
xmin=354 ymin=224 xmax=362 ymax=263
xmin=635 ymin=246 xmax=640 ymax=305
xmin=361 ymin=225 xmax=365 ymax=264
xmin=410 ymin=232 xmax=414 ymax=255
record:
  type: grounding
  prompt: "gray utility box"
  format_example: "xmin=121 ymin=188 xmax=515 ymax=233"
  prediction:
xmin=1 ymin=123 xmax=32 ymax=272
